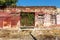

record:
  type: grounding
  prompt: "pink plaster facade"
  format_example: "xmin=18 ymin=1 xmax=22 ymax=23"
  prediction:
xmin=0 ymin=6 xmax=56 ymax=29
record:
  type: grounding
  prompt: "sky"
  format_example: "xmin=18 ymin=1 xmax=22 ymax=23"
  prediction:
xmin=16 ymin=0 xmax=60 ymax=8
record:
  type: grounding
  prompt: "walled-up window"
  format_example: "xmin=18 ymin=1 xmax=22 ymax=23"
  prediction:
xmin=20 ymin=12 xmax=35 ymax=26
xmin=10 ymin=13 xmax=20 ymax=27
xmin=51 ymin=14 xmax=56 ymax=25
xmin=37 ymin=14 xmax=44 ymax=26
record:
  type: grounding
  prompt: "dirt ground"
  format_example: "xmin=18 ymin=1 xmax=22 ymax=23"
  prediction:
xmin=0 ymin=30 xmax=60 ymax=40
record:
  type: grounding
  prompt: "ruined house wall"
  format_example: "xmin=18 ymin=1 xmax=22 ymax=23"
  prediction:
xmin=0 ymin=6 xmax=56 ymax=29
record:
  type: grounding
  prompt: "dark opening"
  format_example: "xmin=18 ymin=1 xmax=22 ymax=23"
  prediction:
xmin=20 ymin=12 xmax=35 ymax=26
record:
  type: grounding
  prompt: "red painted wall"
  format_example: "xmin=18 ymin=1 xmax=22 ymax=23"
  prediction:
xmin=0 ymin=9 xmax=20 ymax=28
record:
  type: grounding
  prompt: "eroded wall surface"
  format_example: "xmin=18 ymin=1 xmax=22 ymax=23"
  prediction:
xmin=0 ymin=6 xmax=56 ymax=29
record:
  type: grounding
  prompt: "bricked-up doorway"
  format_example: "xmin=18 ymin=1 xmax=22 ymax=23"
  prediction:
xmin=20 ymin=12 xmax=35 ymax=27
